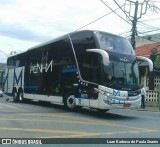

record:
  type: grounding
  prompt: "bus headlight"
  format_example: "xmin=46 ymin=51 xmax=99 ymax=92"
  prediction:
xmin=106 ymin=92 xmax=111 ymax=96
xmin=103 ymin=93 xmax=112 ymax=105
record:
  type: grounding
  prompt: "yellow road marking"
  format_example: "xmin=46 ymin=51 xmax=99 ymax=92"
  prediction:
xmin=65 ymin=115 xmax=156 ymax=132
xmin=0 ymin=117 xmax=158 ymax=136
xmin=83 ymin=129 xmax=160 ymax=136
xmin=22 ymin=112 xmax=151 ymax=133
xmin=11 ymin=107 xmax=29 ymax=112
xmin=14 ymin=113 xmax=156 ymax=133
xmin=0 ymin=115 xmax=156 ymax=132
xmin=0 ymin=109 xmax=28 ymax=113
xmin=41 ymin=129 xmax=160 ymax=138
xmin=17 ymin=113 xmax=72 ymax=118
xmin=0 ymin=106 xmax=29 ymax=113
xmin=0 ymin=127 xmax=159 ymax=138
xmin=0 ymin=111 xmax=159 ymax=138
xmin=0 ymin=118 xmax=119 ymax=126
xmin=4 ymin=111 xmax=157 ymax=133
xmin=0 ymin=127 xmax=93 ymax=137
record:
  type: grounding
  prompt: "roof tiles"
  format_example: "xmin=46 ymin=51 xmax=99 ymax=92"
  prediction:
xmin=135 ymin=43 xmax=160 ymax=56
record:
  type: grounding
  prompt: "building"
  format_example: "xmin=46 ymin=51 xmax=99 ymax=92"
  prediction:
xmin=135 ymin=42 xmax=160 ymax=107
xmin=0 ymin=63 xmax=6 ymax=89
xmin=135 ymin=42 xmax=160 ymax=90
xmin=134 ymin=33 xmax=160 ymax=90
xmin=135 ymin=33 xmax=160 ymax=48
xmin=135 ymin=43 xmax=160 ymax=56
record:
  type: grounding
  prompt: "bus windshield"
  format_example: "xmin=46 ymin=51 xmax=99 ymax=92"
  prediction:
xmin=96 ymin=32 xmax=135 ymax=55
xmin=102 ymin=60 xmax=139 ymax=90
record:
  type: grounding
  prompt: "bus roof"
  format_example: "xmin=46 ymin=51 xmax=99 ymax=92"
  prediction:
xmin=27 ymin=30 xmax=95 ymax=51
xmin=27 ymin=30 xmax=125 ymax=51
xmin=8 ymin=30 xmax=126 ymax=58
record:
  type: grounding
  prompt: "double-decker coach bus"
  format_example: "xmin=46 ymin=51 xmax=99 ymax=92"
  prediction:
xmin=3 ymin=30 xmax=153 ymax=112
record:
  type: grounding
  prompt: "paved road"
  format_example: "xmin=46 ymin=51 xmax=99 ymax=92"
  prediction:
xmin=0 ymin=95 xmax=160 ymax=145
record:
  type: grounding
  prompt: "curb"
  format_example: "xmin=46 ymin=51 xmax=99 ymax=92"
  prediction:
xmin=133 ymin=107 xmax=160 ymax=112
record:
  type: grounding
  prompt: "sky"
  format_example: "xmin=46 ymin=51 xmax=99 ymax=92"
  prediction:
xmin=0 ymin=0 xmax=160 ymax=62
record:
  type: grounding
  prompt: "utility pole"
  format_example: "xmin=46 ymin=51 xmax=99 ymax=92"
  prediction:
xmin=124 ymin=0 xmax=149 ymax=49
xmin=131 ymin=1 xmax=138 ymax=50
xmin=101 ymin=0 xmax=159 ymax=49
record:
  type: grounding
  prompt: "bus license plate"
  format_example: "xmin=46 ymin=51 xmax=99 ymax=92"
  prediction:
xmin=123 ymin=104 xmax=131 ymax=108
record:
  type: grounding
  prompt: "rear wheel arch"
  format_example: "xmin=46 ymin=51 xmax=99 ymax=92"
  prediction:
xmin=62 ymin=86 xmax=73 ymax=103
xmin=62 ymin=87 xmax=76 ymax=111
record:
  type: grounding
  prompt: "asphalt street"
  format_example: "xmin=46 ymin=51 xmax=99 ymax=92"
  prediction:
xmin=0 ymin=95 xmax=160 ymax=146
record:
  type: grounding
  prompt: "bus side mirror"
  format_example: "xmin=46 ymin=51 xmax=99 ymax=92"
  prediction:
xmin=136 ymin=56 xmax=153 ymax=72
xmin=86 ymin=49 xmax=110 ymax=66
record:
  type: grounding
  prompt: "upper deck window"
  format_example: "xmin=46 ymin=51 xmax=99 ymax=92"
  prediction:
xmin=96 ymin=32 xmax=135 ymax=55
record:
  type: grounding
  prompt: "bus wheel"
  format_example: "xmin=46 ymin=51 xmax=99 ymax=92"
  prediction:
xmin=18 ymin=91 xmax=24 ymax=102
xmin=13 ymin=91 xmax=18 ymax=102
xmin=64 ymin=93 xmax=76 ymax=111
xmin=97 ymin=109 xmax=109 ymax=113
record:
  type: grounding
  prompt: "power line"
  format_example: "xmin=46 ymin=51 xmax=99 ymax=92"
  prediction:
xmin=137 ymin=36 xmax=160 ymax=49
xmin=118 ymin=30 xmax=131 ymax=36
xmin=123 ymin=30 xmax=160 ymax=40
xmin=138 ymin=28 xmax=160 ymax=34
xmin=139 ymin=17 xmax=160 ymax=22
xmin=112 ymin=0 xmax=132 ymax=21
xmin=137 ymin=21 xmax=160 ymax=30
xmin=100 ymin=0 xmax=131 ymax=25
xmin=123 ymin=0 xmax=151 ymax=49
xmin=75 ymin=6 xmax=122 ymax=31
xmin=137 ymin=30 xmax=160 ymax=42
xmin=138 ymin=31 xmax=160 ymax=44
xmin=0 ymin=50 xmax=9 ymax=57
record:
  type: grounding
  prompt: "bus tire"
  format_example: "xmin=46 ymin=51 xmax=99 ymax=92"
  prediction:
xmin=64 ymin=92 xmax=76 ymax=111
xmin=13 ymin=91 xmax=18 ymax=102
xmin=17 ymin=90 xmax=24 ymax=102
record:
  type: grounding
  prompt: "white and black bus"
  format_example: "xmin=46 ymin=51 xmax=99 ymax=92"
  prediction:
xmin=3 ymin=30 xmax=153 ymax=112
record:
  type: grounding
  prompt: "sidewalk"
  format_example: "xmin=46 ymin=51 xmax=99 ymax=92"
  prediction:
xmin=134 ymin=106 xmax=160 ymax=112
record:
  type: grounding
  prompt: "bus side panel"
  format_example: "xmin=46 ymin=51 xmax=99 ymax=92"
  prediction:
xmin=3 ymin=68 xmax=9 ymax=94
xmin=4 ymin=67 xmax=25 ymax=95
xmin=13 ymin=67 xmax=24 ymax=89
xmin=23 ymin=93 xmax=63 ymax=104
xmin=90 ymin=99 xmax=99 ymax=109
xmin=6 ymin=68 xmax=14 ymax=95
xmin=23 ymin=36 xmax=77 ymax=104
xmin=75 ymin=97 xmax=90 ymax=107
xmin=24 ymin=93 xmax=46 ymax=101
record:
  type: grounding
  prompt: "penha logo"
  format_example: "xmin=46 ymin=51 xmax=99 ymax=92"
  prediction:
xmin=30 ymin=52 xmax=53 ymax=74
xmin=30 ymin=60 xmax=53 ymax=74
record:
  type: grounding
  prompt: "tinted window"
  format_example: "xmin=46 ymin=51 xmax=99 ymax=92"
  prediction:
xmin=70 ymin=31 xmax=101 ymax=83
xmin=80 ymin=52 xmax=101 ymax=83
xmin=96 ymin=32 xmax=134 ymax=55
xmin=7 ymin=53 xmax=26 ymax=68
xmin=103 ymin=60 xmax=139 ymax=90
xmin=70 ymin=31 xmax=96 ymax=54
xmin=48 ymin=37 xmax=74 ymax=61
xmin=24 ymin=36 xmax=76 ymax=95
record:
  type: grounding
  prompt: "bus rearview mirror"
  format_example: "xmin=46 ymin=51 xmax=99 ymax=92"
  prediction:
xmin=86 ymin=49 xmax=110 ymax=66
xmin=136 ymin=56 xmax=153 ymax=72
